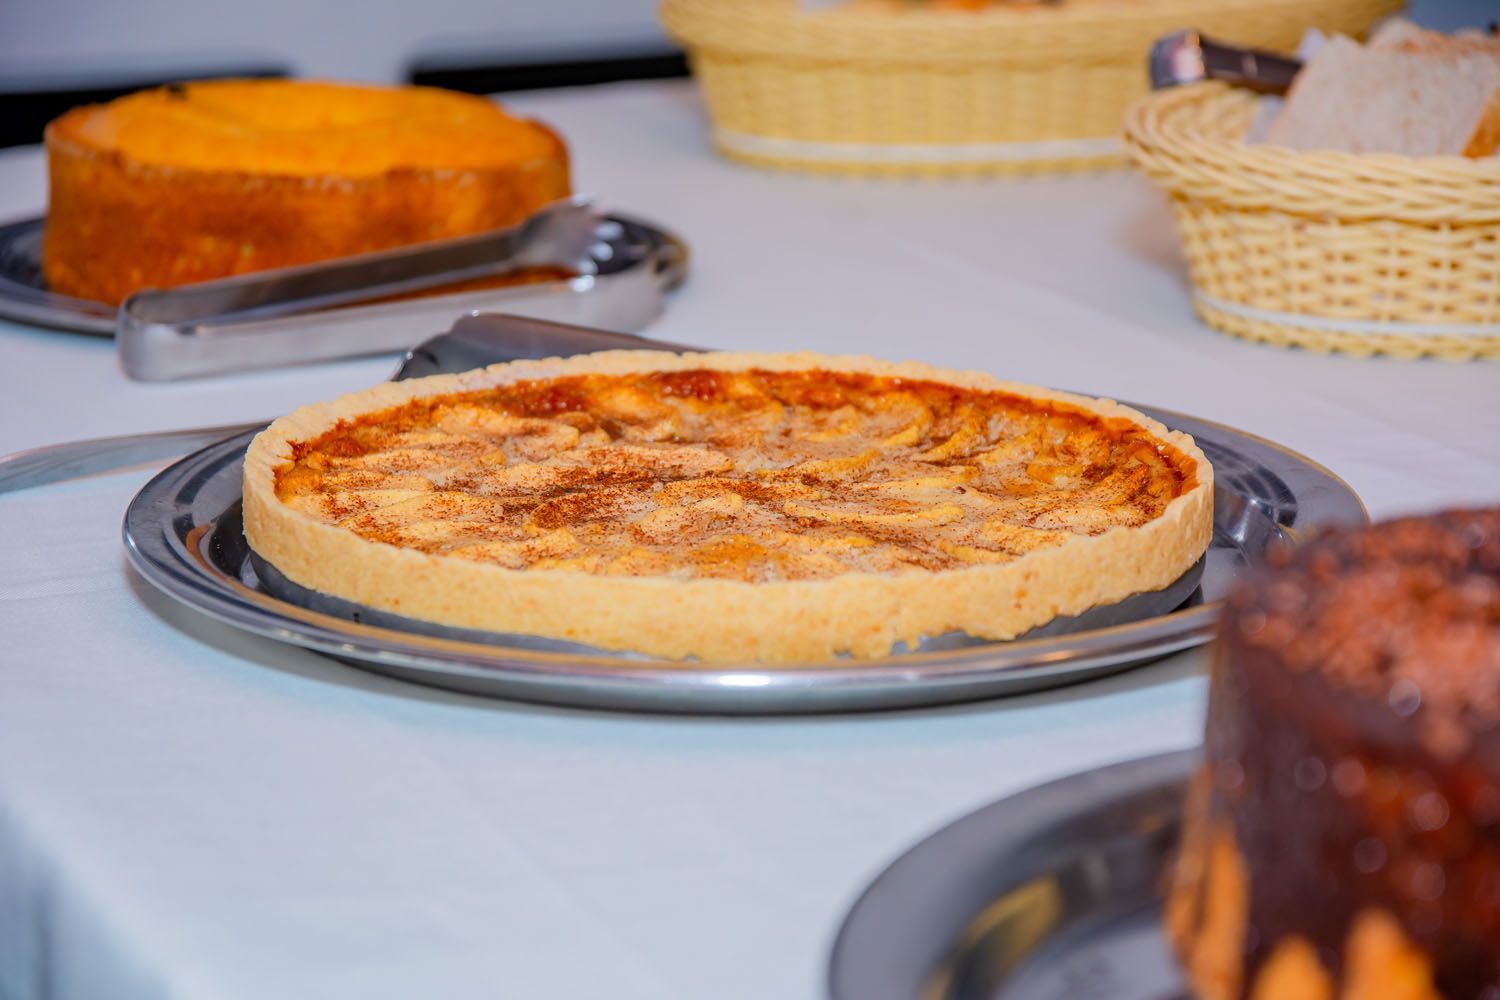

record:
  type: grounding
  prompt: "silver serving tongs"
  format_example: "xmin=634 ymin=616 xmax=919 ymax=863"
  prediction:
xmin=116 ymin=196 xmax=686 ymax=382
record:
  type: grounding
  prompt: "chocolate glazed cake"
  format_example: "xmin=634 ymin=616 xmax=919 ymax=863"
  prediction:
xmin=1167 ymin=509 xmax=1500 ymax=1000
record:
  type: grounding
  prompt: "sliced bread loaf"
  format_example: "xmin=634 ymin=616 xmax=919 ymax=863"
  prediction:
xmin=1266 ymin=32 xmax=1500 ymax=157
xmin=1370 ymin=18 xmax=1500 ymax=63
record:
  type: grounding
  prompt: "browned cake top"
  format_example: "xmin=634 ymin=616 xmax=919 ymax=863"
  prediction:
xmin=49 ymin=78 xmax=560 ymax=176
xmin=1226 ymin=508 xmax=1500 ymax=756
xmin=272 ymin=368 xmax=1198 ymax=582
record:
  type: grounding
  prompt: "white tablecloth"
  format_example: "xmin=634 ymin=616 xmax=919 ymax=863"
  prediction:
xmin=0 ymin=80 xmax=1496 ymax=1000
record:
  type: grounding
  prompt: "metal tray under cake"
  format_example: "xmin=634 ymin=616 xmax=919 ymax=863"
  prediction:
xmin=0 ymin=215 xmax=116 ymax=332
xmin=122 ymin=400 xmax=1364 ymax=714
xmin=0 ymin=211 xmax=686 ymax=349
xmin=829 ymin=750 xmax=1197 ymax=999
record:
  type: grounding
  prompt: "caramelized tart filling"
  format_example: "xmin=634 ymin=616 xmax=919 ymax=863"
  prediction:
xmin=273 ymin=369 xmax=1197 ymax=582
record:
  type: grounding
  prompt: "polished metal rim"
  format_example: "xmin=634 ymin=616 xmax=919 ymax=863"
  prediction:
xmin=829 ymin=750 xmax=1195 ymax=999
xmin=0 ymin=216 xmax=116 ymax=333
xmin=122 ymin=404 xmax=1365 ymax=713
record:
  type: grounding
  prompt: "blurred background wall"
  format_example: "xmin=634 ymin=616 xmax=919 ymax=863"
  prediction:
xmin=0 ymin=0 xmax=1494 ymax=147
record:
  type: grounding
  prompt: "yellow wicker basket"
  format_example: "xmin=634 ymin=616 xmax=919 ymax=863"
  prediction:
xmin=659 ymin=0 xmax=1400 ymax=176
xmin=1124 ymin=83 xmax=1500 ymax=361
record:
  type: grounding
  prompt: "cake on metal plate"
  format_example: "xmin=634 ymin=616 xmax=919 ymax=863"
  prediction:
xmin=43 ymin=78 xmax=570 ymax=304
xmin=1168 ymin=507 xmax=1500 ymax=998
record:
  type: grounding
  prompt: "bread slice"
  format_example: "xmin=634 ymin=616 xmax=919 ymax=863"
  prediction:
xmin=1266 ymin=33 xmax=1500 ymax=157
xmin=1371 ymin=18 xmax=1500 ymax=63
xmin=1369 ymin=23 xmax=1500 ymax=156
xmin=1369 ymin=19 xmax=1435 ymax=51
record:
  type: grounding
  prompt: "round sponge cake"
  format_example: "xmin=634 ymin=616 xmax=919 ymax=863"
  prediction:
xmin=42 ymin=78 xmax=571 ymax=304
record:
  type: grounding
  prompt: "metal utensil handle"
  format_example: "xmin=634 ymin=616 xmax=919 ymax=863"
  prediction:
xmin=395 ymin=312 xmax=698 ymax=379
xmin=0 ymin=422 xmax=267 ymax=496
xmin=119 ymin=196 xmax=596 ymax=327
xmin=1150 ymin=30 xmax=1302 ymax=95
xmin=1200 ymin=35 xmax=1301 ymax=94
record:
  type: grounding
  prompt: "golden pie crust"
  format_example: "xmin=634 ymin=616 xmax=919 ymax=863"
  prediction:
xmin=242 ymin=351 xmax=1213 ymax=662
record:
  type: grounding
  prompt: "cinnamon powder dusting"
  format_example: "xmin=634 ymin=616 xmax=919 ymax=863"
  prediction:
xmin=273 ymin=368 xmax=1197 ymax=582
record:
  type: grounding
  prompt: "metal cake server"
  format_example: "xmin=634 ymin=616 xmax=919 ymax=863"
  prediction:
xmin=0 ymin=314 xmax=697 ymax=496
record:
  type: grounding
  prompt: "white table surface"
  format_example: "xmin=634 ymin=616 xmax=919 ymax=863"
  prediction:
xmin=0 ymin=79 xmax=1496 ymax=1000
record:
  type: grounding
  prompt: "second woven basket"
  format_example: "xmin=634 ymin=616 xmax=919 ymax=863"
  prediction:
xmin=1125 ymin=83 xmax=1500 ymax=362
xmin=661 ymin=0 xmax=1400 ymax=176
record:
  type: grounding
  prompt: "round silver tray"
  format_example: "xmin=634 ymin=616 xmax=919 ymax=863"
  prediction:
xmin=0 ymin=212 xmax=688 ymax=340
xmin=829 ymin=750 xmax=1195 ymax=999
xmin=122 ymin=404 xmax=1364 ymax=713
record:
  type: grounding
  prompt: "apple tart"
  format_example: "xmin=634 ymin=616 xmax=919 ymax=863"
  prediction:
xmin=243 ymin=351 xmax=1213 ymax=662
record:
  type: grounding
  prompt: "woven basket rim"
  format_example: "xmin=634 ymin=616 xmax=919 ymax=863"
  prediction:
xmin=661 ymin=0 xmax=1402 ymax=63
xmin=1123 ymin=82 xmax=1500 ymax=223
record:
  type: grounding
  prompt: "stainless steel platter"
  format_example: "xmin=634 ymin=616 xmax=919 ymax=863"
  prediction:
xmin=829 ymin=750 xmax=1196 ymax=999
xmin=0 ymin=215 xmax=116 ymax=333
xmin=0 ymin=209 xmax=686 ymax=380
xmin=122 ymin=392 xmax=1365 ymax=713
